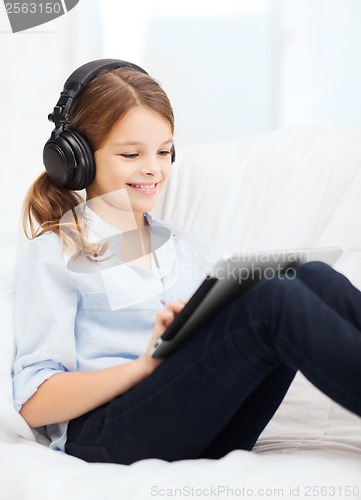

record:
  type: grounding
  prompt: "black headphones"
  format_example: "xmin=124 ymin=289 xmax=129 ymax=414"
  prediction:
xmin=43 ymin=58 xmax=176 ymax=191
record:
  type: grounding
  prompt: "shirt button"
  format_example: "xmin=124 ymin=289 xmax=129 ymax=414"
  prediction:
xmin=160 ymin=299 xmax=166 ymax=305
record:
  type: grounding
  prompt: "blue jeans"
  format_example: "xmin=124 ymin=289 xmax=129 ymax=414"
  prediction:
xmin=65 ymin=262 xmax=361 ymax=464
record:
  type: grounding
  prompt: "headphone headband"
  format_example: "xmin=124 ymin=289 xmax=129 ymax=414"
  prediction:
xmin=64 ymin=59 xmax=148 ymax=96
xmin=49 ymin=59 xmax=149 ymax=129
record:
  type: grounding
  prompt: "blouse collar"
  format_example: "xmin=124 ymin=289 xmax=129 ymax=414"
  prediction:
xmin=80 ymin=204 xmax=179 ymax=279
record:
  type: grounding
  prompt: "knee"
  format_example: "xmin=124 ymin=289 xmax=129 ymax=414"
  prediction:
xmin=295 ymin=261 xmax=340 ymax=293
xmin=297 ymin=260 xmax=333 ymax=278
xmin=253 ymin=271 xmax=297 ymax=304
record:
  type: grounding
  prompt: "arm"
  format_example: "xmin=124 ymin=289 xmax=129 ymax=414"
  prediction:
xmin=20 ymin=357 xmax=151 ymax=428
xmin=20 ymin=300 xmax=187 ymax=428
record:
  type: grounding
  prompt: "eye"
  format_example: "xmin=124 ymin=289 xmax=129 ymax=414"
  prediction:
xmin=157 ymin=150 xmax=172 ymax=157
xmin=120 ymin=153 xmax=139 ymax=159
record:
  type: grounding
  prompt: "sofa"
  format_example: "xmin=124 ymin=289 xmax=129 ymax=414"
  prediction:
xmin=1 ymin=127 xmax=361 ymax=499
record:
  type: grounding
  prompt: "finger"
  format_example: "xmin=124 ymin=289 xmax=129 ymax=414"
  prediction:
xmin=157 ymin=309 xmax=172 ymax=319
xmin=164 ymin=301 xmax=187 ymax=313
xmin=161 ymin=310 xmax=175 ymax=327
xmin=155 ymin=310 xmax=173 ymax=328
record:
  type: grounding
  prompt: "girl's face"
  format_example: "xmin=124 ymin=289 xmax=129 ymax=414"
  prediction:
xmin=86 ymin=105 xmax=174 ymax=227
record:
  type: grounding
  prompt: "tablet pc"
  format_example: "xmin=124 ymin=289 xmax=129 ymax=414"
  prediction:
xmin=151 ymin=246 xmax=343 ymax=358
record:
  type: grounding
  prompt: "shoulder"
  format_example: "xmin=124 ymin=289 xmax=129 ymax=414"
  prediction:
xmin=16 ymin=230 xmax=69 ymax=278
xmin=21 ymin=230 xmax=64 ymax=253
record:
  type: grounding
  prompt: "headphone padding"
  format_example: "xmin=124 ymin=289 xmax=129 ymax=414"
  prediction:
xmin=64 ymin=130 xmax=95 ymax=190
xmin=43 ymin=130 xmax=95 ymax=190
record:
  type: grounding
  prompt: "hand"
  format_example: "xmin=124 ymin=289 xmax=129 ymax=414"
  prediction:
xmin=151 ymin=298 xmax=188 ymax=345
xmin=138 ymin=299 xmax=189 ymax=374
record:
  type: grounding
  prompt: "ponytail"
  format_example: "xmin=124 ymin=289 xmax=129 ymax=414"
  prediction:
xmin=23 ymin=172 xmax=109 ymax=258
xmin=23 ymin=171 xmax=84 ymax=240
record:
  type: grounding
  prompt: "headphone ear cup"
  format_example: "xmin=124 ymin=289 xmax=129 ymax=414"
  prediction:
xmin=171 ymin=144 xmax=176 ymax=163
xmin=65 ymin=130 xmax=95 ymax=190
xmin=43 ymin=129 xmax=95 ymax=190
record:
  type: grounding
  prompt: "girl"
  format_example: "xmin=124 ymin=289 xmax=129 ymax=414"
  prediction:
xmin=13 ymin=59 xmax=361 ymax=465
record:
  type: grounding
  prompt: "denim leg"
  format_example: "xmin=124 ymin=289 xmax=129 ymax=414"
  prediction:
xmin=66 ymin=264 xmax=361 ymax=464
xmin=296 ymin=261 xmax=361 ymax=330
xmin=202 ymin=262 xmax=361 ymax=458
xmin=268 ymin=264 xmax=361 ymax=416
xmin=200 ymin=364 xmax=295 ymax=458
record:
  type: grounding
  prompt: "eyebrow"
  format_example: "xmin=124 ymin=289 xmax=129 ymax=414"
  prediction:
xmin=112 ymin=138 xmax=174 ymax=147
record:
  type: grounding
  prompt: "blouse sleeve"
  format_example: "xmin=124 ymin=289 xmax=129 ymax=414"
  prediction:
xmin=12 ymin=233 xmax=78 ymax=411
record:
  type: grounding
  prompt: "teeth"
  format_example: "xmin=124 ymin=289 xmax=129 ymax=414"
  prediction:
xmin=130 ymin=183 xmax=156 ymax=189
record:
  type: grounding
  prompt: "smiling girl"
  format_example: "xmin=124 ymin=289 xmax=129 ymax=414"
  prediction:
xmin=13 ymin=59 xmax=361 ymax=465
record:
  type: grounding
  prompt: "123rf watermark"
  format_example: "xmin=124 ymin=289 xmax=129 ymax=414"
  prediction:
xmin=150 ymin=484 xmax=360 ymax=498
xmin=3 ymin=0 xmax=79 ymax=32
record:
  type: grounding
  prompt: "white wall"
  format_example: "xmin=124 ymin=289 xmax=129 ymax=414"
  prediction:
xmin=100 ymin=0 xmax=277 ymax=146
xmin=142 ymin=7 xmax=276 ymax=146
xmin=278 ymin=0 xmax=361 ymax=128
xmin=99 ymin=0 xmax=361 ymax=143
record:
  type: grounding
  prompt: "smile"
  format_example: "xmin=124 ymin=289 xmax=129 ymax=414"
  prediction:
xmin=126 ymin=182 xmax=159 ymax=194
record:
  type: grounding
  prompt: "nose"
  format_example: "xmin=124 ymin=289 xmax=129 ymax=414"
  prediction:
xmin=140 ymin=154 xmax=162 ymax=177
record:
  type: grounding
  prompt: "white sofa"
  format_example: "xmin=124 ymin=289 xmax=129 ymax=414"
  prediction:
xmin=1 ymin=128 xmax=361 ymax=499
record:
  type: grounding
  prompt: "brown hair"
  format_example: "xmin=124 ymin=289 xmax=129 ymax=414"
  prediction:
xmin=23 ymin=66 xmax=174 ymax=252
